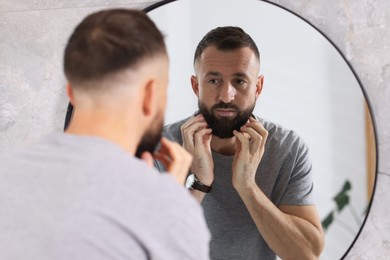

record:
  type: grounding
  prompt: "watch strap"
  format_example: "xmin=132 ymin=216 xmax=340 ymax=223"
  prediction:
xmin=192 ymin=175 xmax=212 ymax=193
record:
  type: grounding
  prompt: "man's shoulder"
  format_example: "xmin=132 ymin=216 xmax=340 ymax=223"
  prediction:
xmin=255 ymin=116 xmax=307 ymax=151
xmin=257 ymin=116 xmax=294 ymax=136
xmin=0 ymin=133 xmax=205 ymax=223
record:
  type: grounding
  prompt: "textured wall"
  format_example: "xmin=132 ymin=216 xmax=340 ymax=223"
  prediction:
xmin=270 ymin=1 xmax=390 ymax=258
xmin=0 ymin=0 xmax=389 ymax=258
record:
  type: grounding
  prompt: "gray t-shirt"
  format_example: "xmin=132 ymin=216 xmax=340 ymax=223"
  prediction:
xmin=155 ymin=116 xmax=314 ymax=260
xmin=0 ymin=134 xmax=210 ymax=260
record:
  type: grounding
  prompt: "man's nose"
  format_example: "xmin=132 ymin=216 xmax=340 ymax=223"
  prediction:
xmin=218 ymin=83 xmax=236 ymax=103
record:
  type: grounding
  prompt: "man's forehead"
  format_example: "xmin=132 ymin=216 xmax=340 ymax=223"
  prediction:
xmin=204 ymin=71 xmax=249 ymax=78
xmin=195 ymin=46 xmax=260 ymax=75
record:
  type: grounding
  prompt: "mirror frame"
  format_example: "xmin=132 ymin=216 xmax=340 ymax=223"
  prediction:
xmin=63 ymin=0 xmax=379 ymax=257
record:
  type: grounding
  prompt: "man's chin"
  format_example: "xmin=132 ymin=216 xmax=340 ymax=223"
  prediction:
xmin=210 ymin=124 xmax=236 ymax=139
xmin=213 ymin=134 xmax=234 ymax=139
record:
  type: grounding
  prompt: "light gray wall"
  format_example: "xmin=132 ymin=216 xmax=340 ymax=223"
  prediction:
xmin=272 ymin=2 xmax=390 ymax=259
xmin=0 ymin=0 xmax=389 ymax=258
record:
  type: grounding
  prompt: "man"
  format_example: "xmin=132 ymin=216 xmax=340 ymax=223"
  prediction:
xmin=155 ymin=26 xmax=324 ymax=259
xmin=0 ymin=9 xmax=210 ymax=260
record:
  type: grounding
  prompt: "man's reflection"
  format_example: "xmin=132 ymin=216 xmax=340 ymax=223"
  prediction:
xmin=155 ymin=26 xmax=324 ymax=259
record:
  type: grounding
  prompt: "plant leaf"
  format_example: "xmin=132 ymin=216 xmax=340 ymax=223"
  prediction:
xmin=334 ymin=193 xmax=350 ymax=212
xmin=322 ymin=211 xmax=334 ymax=231
xmin=342 ymin=180 xmax=352 ymax=193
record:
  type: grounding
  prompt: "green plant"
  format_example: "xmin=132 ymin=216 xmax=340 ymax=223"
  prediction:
xmin=321 ymin=180 xmax=364 ymax=235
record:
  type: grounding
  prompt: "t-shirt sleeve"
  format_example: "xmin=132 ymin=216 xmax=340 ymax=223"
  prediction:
xmin=279 ymin=138 xmax=314 ymax=206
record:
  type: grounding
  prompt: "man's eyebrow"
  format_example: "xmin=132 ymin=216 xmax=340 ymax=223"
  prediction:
xmin=232 ymin=72 xmax=249 ymax=78
xmin=205 ymin=71 xmax=222 ymax=77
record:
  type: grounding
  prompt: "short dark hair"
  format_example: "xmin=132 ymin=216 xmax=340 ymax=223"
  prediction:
xmin=64 ymin=9 xmax=166 ymax=86
xmin=194 ymin=26 xmax=260 ymax=65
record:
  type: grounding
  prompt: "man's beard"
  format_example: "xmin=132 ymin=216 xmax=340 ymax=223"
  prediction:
xmin=135 ymin=115 xmax=164 ymax=158
xmin=198 ymin=101 xmax=255 ymax=139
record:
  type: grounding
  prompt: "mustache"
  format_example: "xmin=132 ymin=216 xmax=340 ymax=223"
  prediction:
xmin=211 ymin=102 xmax=239 ymax=110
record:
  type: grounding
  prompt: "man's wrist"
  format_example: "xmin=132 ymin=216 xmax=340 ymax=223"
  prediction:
xmin=234 ymin=181 xmax=260 ymax=196
xmin=186 ymin=172 xmax=213 ymax=193
xmin=190 ymin=170 xmax=213 ymax=186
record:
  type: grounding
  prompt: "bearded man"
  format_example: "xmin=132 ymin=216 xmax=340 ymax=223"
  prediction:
xmin=155 ymin=26 xmax=324 ymax=260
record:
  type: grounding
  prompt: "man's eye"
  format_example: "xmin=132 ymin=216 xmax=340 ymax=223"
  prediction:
xmin=208 ymin=79 xmax=220 ymax=85
xmin=235 ymin=79 xmax=246 ymax=85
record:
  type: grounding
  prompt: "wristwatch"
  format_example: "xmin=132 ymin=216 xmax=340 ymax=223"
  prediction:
xmin=185 ymin=173 xmax=212 ymax=193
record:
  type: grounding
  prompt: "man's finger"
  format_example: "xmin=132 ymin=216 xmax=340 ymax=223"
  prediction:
xmin=246 ymin=118 xmax=268 ymax=145
xmin=194 ymin=128 xmax=212 ymax=146
xmin=154 ymin=152 xmax=173 ymax=171
xmin=159 ymin=137 xmax=191 ymax=167
xmin=181 ymin=121 xmax=208 ymax=150
xmin=140 ymin=151 xmax=154 ymax=168
xmin=159 ymin=137 xmax=178 ymax=158
xmin=184 ymin=121 xmax=208 ymax=138
xmin=247 ymin=117 xmax=268 ymax=135
xmin=181 ymin=114 xmax=206 ymax=131
xmin=241 ymin=126 xmax=261 ymax=143
xmin=240 ymin=126 xmax=264 ymax=154
xmin=233 ymin=130 xmax=250 ymax=151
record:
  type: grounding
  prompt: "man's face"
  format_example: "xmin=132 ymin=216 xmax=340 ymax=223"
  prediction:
xmin=192 ymin=46 xmax=263 ymax=138
xmin=136 ymin=55 xmax=169 ymax=157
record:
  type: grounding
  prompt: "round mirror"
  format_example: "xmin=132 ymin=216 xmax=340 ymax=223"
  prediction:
xmin=144 ymin=0 xmax=377 ymax=259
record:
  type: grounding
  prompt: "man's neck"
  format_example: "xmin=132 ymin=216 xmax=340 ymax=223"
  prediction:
xmin=210 ymin=135 xmax=237 ymax=156
xmin=65 ymin=112 xmax=138 ymax=155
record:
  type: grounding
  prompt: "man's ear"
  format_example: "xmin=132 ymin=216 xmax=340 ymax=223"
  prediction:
xmin=255 ymin=75 xmax=264 ymax=99
xmin=66 ymin=83 xmax=75 ymax=105
xmin=142 ymin=79 xmax=156 ymax=117
xmin=191 ymin=75 xmax=200 ymax=97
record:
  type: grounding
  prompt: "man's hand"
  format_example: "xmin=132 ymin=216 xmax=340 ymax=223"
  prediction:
xmin=180 ymin=114 xmax=214 ymax=186
xmin=152 ymin=137 xmax=193 ymax=185
xmin=232 ymin=117 xmax=268 ymax=191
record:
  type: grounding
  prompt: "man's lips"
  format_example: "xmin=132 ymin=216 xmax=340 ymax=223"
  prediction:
xmin=214 ymin=109 xmax=237 ymax=116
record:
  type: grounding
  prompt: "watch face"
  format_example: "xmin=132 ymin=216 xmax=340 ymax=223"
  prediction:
xmin=185 ymin=173 xmax=195 ymax=189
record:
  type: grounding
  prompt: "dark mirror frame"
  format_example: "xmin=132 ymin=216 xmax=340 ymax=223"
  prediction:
xmin=63 ymin=1 xmax=379 ymax=258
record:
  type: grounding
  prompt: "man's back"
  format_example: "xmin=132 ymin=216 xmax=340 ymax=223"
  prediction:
xmin=0 ymin=134 xmax=210 ymax=260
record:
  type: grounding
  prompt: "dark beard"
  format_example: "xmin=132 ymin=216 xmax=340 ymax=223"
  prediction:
xmin=135 ymin=118 xmax=163 ymax=158
xmin=198 ymin=101 xmax=255 ymax=139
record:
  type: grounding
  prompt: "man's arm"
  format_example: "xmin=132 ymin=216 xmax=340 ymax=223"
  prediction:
xmin=180 ymin=114 xmax=213 ymax=203
xmin=232 ymin=118 xmax=324 ymax=259
xmin=237 ymin=186 xmax=324 ymax=260
xmin=154 ymin=115 xmax=213 ymax=202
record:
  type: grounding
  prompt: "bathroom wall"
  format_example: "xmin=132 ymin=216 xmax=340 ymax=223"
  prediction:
xmin=0 ymin=0 xmax=389 ymax=258
xmin=272 ymin=1 xmax=390 ymax=259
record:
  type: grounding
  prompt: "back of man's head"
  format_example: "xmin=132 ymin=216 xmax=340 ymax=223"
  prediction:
xmin=64 ymin=9 xmax=166 ymax=88
xmin=193 ymin=26 xmax=260 ymax=66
